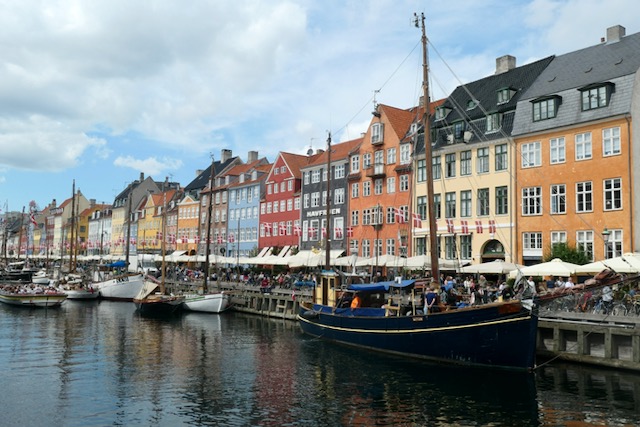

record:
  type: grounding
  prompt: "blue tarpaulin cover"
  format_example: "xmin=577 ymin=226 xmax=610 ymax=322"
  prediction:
xmin=347 ymin=280 xmax=415 ymax=292
xmin=107 ymin=260 xmax=126 ymax=268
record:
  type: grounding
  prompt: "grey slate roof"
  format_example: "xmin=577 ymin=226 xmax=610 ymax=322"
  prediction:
xmin=512 ymin=30 xmax=640 ymax=136
xmin=183 ymin=157 xmax=238 ymax=195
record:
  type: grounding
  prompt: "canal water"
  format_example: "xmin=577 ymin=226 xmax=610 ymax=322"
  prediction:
xmin=1 ymin=301 xmax=639 ymax=427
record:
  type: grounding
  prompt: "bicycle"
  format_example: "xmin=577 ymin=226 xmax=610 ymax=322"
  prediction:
xmin=592 ymin=298 xmax=613 ymax=315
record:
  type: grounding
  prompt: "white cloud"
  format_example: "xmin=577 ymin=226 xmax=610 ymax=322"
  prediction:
xmin=113 ymin=155 xmax=183 ymax=176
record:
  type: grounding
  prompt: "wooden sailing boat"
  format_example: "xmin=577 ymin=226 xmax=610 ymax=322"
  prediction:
xmin=297 ymin=13 xmax=538 ymax=371
xmin=134 ymin=178 xmax=184 ymax=315
xmin=182 ymin=156 xmax=231 ymax=313
xmin=57 ymin=180 xmax=99 ymax=300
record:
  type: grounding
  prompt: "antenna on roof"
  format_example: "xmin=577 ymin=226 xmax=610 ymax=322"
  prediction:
xmin=307 ymin=137 xmax=316 ymax=156
xmin=372 ymin=89 xmax=381 ymax=117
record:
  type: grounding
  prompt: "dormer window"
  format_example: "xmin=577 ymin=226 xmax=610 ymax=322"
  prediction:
xmin=251 ymin=170 xmax=257 ymax=180
xmin=497 ymin=87 xmax=515 ymax=104
xmin=239 ymin=174 xmax=245 ymax=183
xmin=532 ymin=95 xmax=561 ymax=122
xmin=466 ymin=99 xmax=477 ymax=110
xmin=486 ymin=113 xmax=501 ymax=133
xmin=371 ymin=122 xmax=384 ymax=145
xmin=453 ymin=121 xmax=465 ymax=140
xmin=435 ymin=106 xmax=451 ymax=121
xmin=579 ymin=82 xmax=614 ymax=111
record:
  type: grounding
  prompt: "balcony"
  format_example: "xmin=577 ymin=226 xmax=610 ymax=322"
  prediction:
xmin=366 ymin=163 xmax=386 ymax=178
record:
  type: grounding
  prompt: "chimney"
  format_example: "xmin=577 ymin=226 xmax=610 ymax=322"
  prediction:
xmin=495 ymin=55 xmax=516 ymax=75
xmin=221 ymin=149 xmax=232 ymax=163
xmin=51 ymin=199 xmax=57 ymax=208
xmin=90 ymin=199 xmax=96 ymax=207
xmin=316 ymin=149 xmax=324 ymax=155
xmin=195 ymin=169 xmax=203 ymax=177
xmin=606 ymin=25 xmax=625 ymax=43
xmin=139 ymin=172 xmax=145 ymax=182
xmin=248 ymin=150 xmax=258 ymax=163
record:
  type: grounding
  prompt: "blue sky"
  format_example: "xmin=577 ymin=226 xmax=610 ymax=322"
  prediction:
xmin=0 ymin=0 xmax=637 ymax=212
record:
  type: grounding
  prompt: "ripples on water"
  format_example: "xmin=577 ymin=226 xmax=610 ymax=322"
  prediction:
xmin=1 ymin=301 xmax=639 ymax=426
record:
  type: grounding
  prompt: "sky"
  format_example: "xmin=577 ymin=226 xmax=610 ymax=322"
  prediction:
xmin=0 ymin=0 xmax=638 ymax=213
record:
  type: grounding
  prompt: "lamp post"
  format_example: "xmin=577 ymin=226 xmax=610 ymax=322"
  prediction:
xmin=602 ymin=228 xmax=610 ymax=259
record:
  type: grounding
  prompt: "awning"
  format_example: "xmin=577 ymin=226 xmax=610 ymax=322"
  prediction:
xmin=348 ymin=279 xmax=416 ymax=292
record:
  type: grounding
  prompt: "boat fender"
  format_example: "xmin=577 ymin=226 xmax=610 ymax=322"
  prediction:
xmin=300 ymin=309 xmax=319 ymax=320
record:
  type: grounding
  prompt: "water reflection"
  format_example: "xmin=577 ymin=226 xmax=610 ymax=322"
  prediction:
xmin=1 ymin=302 xmax=640 ymax=426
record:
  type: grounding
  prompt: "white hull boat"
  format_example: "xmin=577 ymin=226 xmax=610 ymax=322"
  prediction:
xmin=183 ymin=292 xmax=231 ymax=313
xmin=0 ymin=288 xmax=67 ymax=307
xmin=95 ymin=274 xmax=145 ymax=301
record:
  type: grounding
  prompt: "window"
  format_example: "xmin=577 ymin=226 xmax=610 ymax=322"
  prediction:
xmin=416 ymin=159 xmax=426 ymax=182
xmin=605 ymin=229 xmax=623 ymax=259
xmin=363 ymin=181 xmax=371 ymax=197
xmin=335 ymin=188 xmax=345 ymax=205
xmin=575 ymin=132 xmax=592 ymax=160
xmin=399 ymin=175 xmax=409 ymax=192
xmin=477 ymin=188 xmax=490 ymax=216
xmin=495 ymin=144 xmax=508 ymax=171
xmin=445 ymin=236 xmax=456 ymax=259
xmin=460 ymin=190 xmax=472 ymax=217
xmin=417 ymin=196 xmax=426 ymax=221
xmin=322 ymin=169 xmax=327 ymax=182
xmin=374 ymin=239 xmax=383 ymax=257
xmin=288 ymin=180 xmax=293 ymax=191
xmin=533 ymin=98 xmax=557 ymax=121
xmin=604 ymin=178 xmax=622 ymax=210
xmin=351 ymin=210 xmax=359 ymax=226
xmin=311 ymin=192 xmax=320 ymax=208
xmin=550 ymin=184 xmax=566 ymax=214
xmin=387 ymin=148 xmax=396 ymax=164
xmin=386 ymin=238 xmax=396 ymax=256
xmin=445 ymin=192 xmax=456 ymax=218
xmin=460 ymin=235 xmax=472 ymax=260
xmin=434 ymin=194 xmax=441 ymax=219
xmin=496 ymin=186 xmax=508 ymax=215
xmin=371 ymin=122 xmax=384 ymax=144
xmin=294 ymin=197 xmax=300 ymax=210
xmin=453 ymin=121 xmax=464 ymax=140
xmin=400 ymin=144 xmax=411 ymax=164
xmin=311 ymin=170 xmax=321 ymax=183
xmin=287 ymin=199 xmax=292 ymax=211
xmin=445 ymin=153 xmax=456 ymax=178
xmin=550 ymin=137 xmax=565 ymax=164
xmin=387 ymin=177 xmax=396 ymax=193
xmin=432 ymin=156 xmax=441 ymax=179
xmin=486 ymin=113 xmax=500 ymax=132
xmin=574 ymin=230 xmax=594 ymax=261
xmin=374 ymin=150 xmax=384 ymax=173
xmin=362 ymin=240 xmax=371 ymax=258
xmin=386 ymin=207 xmax=395 ymax=224
xmin=374 ymin=178 xmax=383 ymax=195
xmin=576 ymin=181 xmax=593 ymax=212
xmin=497 ymin=88 xmax=512 ymax=104
xmin=466 ymin=99 xmax=477 ymax=110
xmin=460 ymin=150 xmax=471 ymax=176
xmin=351 ymin=155 xmax=360 ymax=173
xmin=351 ymin=183 xmax=359 ymax=198
xmin=333 ymin=217 xmax=344 ymax=241
xmin=350 ymin=239 xmax=359 ymax=256
xmin=363 ymin=153 xmax=372 ymax=169
xmin=581 ymin=84 xmax=611 ymax=111
xmin=522 ymin=187 xmax=542 ymax=215
xmin=551 ymin=231 xmax=567 ymax=248
xmin=435 ymin=106 xmax=449 ymax=120
xmin=523 ymin=232 xmax=543 ymax=251
xmin=603 ymin=127 xmax=621 ymax=156
xmin=521 ymin=142 xmax=541 ymax=168
xmin=477 ymin=147 xmax=489 ymax=173
xmin=335 ymin=164 xmax=345 ymax=179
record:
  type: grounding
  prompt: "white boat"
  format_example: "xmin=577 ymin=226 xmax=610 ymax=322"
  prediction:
xmin=31 ymin=270 xmax=52 ymax=285
xmin=183 ymin=292 xmax=231 ymax=313
xmin=94 ymin=273 xmax=145 ymax=301
xmin=0 ymin=285 xmax=67 ymax=307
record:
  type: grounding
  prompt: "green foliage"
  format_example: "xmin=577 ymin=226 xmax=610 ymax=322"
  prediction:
xmin=543 ymin=242 xmax=590 ymax=265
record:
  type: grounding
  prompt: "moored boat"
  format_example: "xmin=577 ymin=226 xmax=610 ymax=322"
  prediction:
xmin=298 ymin=273 xmax=537 ymax=370
xmin=183 ymin=292 xmax=231 ymax=313
xmin=57 ymin=275 xmax=99 ymax=300
xmin=0 ymin=284 xmax=67 ymax=307
xmin=133 ymin=277 xmax=184 ymax=316
xmin=94 ymin=273 xmax=145 ymax=301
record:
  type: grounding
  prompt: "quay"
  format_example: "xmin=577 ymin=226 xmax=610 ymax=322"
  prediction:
xmin=168 ymin=279 xmax=640 ymax=371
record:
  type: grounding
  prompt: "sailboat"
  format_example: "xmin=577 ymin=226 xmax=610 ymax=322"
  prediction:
xmin=93 ymin=185 xmax=145 ymax=301
xmin=297 ymin=14 xmax=538 ymax=371
xmin=134 ymin=178 xmax=184 ymax=316
xmin=182 ymin=157 xmax=231 ymax=313
xmin=56 ymin=181 xmax=99 ymax=300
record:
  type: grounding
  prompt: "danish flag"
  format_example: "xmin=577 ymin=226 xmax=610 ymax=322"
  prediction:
xmin=217 ymin=235 xmax=224 ymax=244
xmin=228 ymin=233 xmax=235 ymax=243
xmin=460 ymin=220 xmax=469 ymax=234
xmin=279 ymin=223 xmax=287 ymax=234
xmin=475 ymin=220 xmax=483 ymax=234
xmin=412 ymin=213 xmax=422 ymax=228
xmin=446 ymin=219 xmax=455 ymax=234
xmin=264 ymin=223 xmax=272 ymax=233
xmin=336 ymin=227 xmax=343 ymax=239
xmin=194 ymin=236 xmax=200 ymax=244
xmin=347 ymin=227 xmax=354 ymax=237
xmin=488 ymin=219 xmax=496 ymax=234
xmin=293 ymin=224 xmax=301 ymax=236
xmin=322 ymin=227 xmax=326 ymax=237
xmin=395 ymin=207 xmax=407 ymax=224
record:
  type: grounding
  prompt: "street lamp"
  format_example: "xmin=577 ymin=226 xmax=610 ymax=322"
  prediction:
xmin=602 ymin=227 xmax=610 ymax=259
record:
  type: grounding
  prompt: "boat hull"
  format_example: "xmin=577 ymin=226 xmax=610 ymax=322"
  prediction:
xmin=182 ymin=292 xmax=231 ymax=313
xmin=0 ymin=292 xmax=67 ymax=307
xmin=95 ymin=274 xmax=145 ymax=301
xmin=134 ymin=296 xmax=184 ymax=316
xmin=64 ymin=288 xmax=100 ymax=300
xmin=297 ymin=301 xmax=538 ymax=371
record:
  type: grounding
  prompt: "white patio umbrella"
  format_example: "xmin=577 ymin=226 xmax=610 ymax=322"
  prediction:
xmin=459 ymin=260 xmax=523 ymax=275
xmin=574 ymin=253 xmax=640 ymax=274
xmin=508 ymin=258 xmax=580 ymax=278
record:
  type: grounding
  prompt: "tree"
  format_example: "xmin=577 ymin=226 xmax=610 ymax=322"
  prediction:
xmin=543 ymin=242 xmax=590 ymax=265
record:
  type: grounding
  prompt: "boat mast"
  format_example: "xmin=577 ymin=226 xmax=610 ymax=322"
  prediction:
xmin=160 ymin=177 xmax=168 ymax=294
xmin=69 ymin=180 xmax=76 ymax=273
xmin=324 ymin=132 xmax=332 ymax=270
xmin=17 ymin=206 xmax=24 ymax=260
xmin=125 ymin=185 xmax=132 ymax=272
xmin=416 ymin=12 xmax=439 ymax=282
xmin=203 ymin=155 xmax=215 ymax=293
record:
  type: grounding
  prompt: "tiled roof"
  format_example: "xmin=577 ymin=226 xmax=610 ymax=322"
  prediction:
xmin=304 ymin=137 xmax=363 ymax=168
